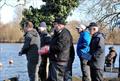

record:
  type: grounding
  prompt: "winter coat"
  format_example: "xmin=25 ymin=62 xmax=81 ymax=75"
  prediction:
xmin=90 ymin=32 xmax=105 ymax=70
xmin=49 ymin=28 xmax=74 ymax=63
xmin=39 ymin=32 xmax=51 ymax=47
xmin=105 ymin=50 xmax=117 ymax=64
xmin=21 ymin=29 xmax=40 ymax=64
xmin=77 ymin=31 xmax=91 ymax=60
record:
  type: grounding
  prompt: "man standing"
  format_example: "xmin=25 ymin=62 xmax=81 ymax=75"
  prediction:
xmin=38 ymin=22 xmax=51 ymax=81
xmin=47 ymin=18 xmax=74 ymax=81
xmin=88 ymin=22 xmax=105 ymax=81
xmin=64 ymin=28 xmax=75 ymax=81
xmin=19 ymin=21 xmax=40 ymax=81
xmin=76 ymin=24 xmax=91 ymax=81
xmin=118 ymin=53 xmax=120 ymax=77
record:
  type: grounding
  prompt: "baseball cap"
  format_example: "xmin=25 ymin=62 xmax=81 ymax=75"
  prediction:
xmin=88 ymin=22 xmax=98 ymax=28
xmin=76 ymin=24 xmax=86 ymax=30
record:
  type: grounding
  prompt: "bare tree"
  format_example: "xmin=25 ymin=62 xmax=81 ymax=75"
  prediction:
xmin=79 ymin=0 xmax=120 ymax=30
xmin=0 ymin=0 xmax=27 ymax=9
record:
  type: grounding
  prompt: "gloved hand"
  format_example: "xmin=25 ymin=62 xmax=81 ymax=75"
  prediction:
xmin=38 ymin=45 xmax=50 ymax=55
xmin=18 ymin=51 xmax=23 ymax=56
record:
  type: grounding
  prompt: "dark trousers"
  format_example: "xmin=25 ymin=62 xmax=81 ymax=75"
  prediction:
xmin=118 ymin=54 xmax=120 ymax=77
xmin=39 ymin=55 xmax=48 ymax=81
xmin=26 ymin=54 xmax=39 ymax=81
xmin=47 ymin=61 xmax=67 ymax=81
xmin=80 ymin=58 xmax=91 ymax=81
xmin=64 ymin=60 xmax=73 ymax=81
xmin=90 ymin=68 xmax=104 ymax=81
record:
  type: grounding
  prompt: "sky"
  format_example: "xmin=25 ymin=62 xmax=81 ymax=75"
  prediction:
xmin=0 ymin=6 xmax=14 ymax=24
xmin=1 ymin=0 xmax=119 ymax=24
xmin=0 ymin=0 xmax=95 ymax=24
xmin=0 ymin=0 xmax=45 ymax=24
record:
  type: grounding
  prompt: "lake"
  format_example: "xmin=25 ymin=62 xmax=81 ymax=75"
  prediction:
xmin=0 ymin=43 xmax=120 ymax=81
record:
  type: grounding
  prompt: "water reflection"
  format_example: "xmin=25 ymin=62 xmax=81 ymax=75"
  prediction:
xmin=0 ymin=43 xmax=119 ymax=81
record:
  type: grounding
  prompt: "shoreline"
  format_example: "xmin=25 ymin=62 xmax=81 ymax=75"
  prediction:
xmin=0 ymin=42 xmax=120 ymax=45
xmin=72 ymin=76 xmax=120 ymax=81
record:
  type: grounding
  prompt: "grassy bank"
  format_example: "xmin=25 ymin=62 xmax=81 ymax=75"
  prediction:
xmin=73 ymin=76 xmax=120 ymax=81
xmin=0 ymin=24 xmax=23 ymax=43
xmin=0 ymin=21 xmax=120 ymax=44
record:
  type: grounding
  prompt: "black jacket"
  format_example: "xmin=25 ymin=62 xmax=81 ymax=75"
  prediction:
xmin=49 ymin=28 xmax=75 ymax=63
xmin=39 ymin=32 xmax=51 ymax=47
xmin=90 ymin=32 xmax=105 ymax=69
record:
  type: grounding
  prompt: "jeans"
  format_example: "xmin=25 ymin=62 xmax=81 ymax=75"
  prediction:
xmin=90 ymin=68 xmax=104 ymax=81
xmin=64 ymin=59 xmax=73 ymax=81
xmin=80 ymin=57 xmax=91 ymax=81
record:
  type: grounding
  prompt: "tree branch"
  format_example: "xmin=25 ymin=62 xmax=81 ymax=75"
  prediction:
xmin=0 ymin=0 xmax=26 ymax=9
xmin=98 ymin=12 xmax=120 ymax=22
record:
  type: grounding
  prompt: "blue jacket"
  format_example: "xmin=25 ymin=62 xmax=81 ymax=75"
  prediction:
xmin=77 ymin=31 xmax=91 ymax=60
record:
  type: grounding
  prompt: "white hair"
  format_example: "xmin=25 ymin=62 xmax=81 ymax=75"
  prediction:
xmin=38 ymin=27 xmax=46 ymax=31
xmin=76 ymin=24 xmax=86 ymax=30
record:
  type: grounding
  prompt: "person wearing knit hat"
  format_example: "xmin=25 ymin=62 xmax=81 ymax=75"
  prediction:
xmin=76 ymin=24 xmax=91 ymax=81
xmin=38 ymin=21 xmax=51 ymax=81
xmin=38 ymin=22 xmax=47 ymax=33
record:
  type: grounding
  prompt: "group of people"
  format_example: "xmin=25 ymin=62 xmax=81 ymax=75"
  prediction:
xmin=76 ymin=22 xmax=105 ymax=81
xmin=19 ymin=18 xmax=106 ymax=81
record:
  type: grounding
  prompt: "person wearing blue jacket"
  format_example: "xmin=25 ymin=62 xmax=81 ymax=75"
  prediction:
xmin=76 ymin=24 xmax=91 ymax=81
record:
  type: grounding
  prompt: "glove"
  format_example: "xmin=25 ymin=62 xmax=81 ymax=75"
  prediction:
xmin=18 ymin=51 xmax=23 ymax=56
xmin=38 ymin=45 xmax=49 ymax=55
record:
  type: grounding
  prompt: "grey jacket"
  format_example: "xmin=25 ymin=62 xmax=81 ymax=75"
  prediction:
xmin=90 ymin=32 xmax=105 ymax=70
xmin=21 ymin=29 xmax=40 ymax=55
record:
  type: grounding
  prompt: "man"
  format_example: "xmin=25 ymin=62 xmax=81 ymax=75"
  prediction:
xmin=64 ymin=29 xmax=75 ymax=81
xmin=19 ymin=21 xmax=40 ymax=81
xmin=76 ymin=24 xmax=91 ymax=81
xmin=38 ymin=22 xmax=51 ymax=81
xmin=47 ymin=18 xmax=74 ymax=81
xmin=88 ymin=22 xmax=105 ymax=81
xmin=118 ymin=53 xmax=120 ymax=78
xmin=105 ymin=47 xmax=117 ymax=67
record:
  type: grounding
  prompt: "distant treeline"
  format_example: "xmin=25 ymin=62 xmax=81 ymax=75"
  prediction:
xmin=0 ymin=23 xmax=23 ymax=43
xmin=0 ymin=21 xmax=120 ymax=44
xmin=66 ymin=21 xmax=120 ymax=45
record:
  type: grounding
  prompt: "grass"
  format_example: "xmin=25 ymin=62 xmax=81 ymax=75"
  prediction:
xmin=72 ymin=76 xmax=120 ymax=81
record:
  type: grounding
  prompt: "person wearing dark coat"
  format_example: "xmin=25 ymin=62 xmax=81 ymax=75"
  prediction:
xmin=47 ymin=18 xmax=74 ymax=81
xmin=105 ymin=47 xmax=117 ymax=67
xmin=118 ymin=53 xmax=120 ymax=77
xmin=88 ymin=22 xmax=105 ymax=81
xmin=19 ymin=21 xmax=40 ymax=81
xmin=38 ymin=22 xmax=51 ymax=81
xmin=64 ymin=28 xmax=75 ymax=81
